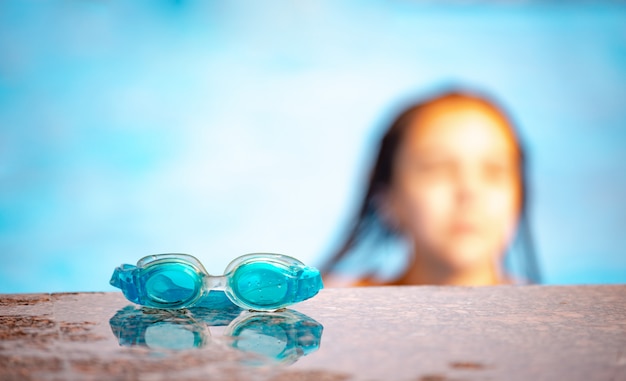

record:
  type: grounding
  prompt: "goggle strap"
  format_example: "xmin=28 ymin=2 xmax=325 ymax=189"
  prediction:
xmin=110 ymin=264 xmax=142 ymax=304
xmin=293 ymin=267 xmax=323 ymax=302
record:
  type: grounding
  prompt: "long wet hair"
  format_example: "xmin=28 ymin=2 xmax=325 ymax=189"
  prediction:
xmin=321 ymin=89 xmax=542 ymax=284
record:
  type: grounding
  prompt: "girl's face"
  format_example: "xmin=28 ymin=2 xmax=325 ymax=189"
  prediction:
xmin=385 ymin=101 xmax=522 ymax=272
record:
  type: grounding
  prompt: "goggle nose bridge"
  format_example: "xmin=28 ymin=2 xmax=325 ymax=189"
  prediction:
xmin=204 ymin=274 xmax=228 ymax=291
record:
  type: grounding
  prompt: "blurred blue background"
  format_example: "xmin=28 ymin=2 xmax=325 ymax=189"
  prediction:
xmin=1 ymin=1 xmax=625 ymax=293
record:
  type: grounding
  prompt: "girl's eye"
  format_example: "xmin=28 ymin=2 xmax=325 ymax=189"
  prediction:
xmin=483 ymin=162 xmax=514 ymax=182
xmin=416 ymin=161 xmax=453 ymax=174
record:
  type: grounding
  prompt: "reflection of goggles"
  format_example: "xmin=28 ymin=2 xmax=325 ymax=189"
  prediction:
xmin=110 ymin=253 xmax=323 ymax=311
xmin=226 ymin=310 xmax=324 ymax=365
xmin=109 ymin=303 xmax=323 ymax=364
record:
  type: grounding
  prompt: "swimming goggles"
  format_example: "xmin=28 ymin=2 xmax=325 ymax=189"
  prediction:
xmin=110 ymin=253 xmax=323 ymax=311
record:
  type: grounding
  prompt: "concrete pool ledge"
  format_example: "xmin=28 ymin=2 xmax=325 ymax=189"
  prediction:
xmin=1 ymin=285 xmax=625 ymax=381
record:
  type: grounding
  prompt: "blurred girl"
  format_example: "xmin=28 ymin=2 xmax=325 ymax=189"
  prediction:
xmin=321 ymin=89 xmax=541 ymax=286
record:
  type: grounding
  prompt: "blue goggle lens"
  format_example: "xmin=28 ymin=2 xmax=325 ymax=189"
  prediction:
xmin=144 ymin=263 xmax=201 ymax=306
xmin=230 ymin=262 xmax=290 ymax=309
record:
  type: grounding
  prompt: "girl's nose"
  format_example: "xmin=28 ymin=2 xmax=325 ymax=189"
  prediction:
xmin=454 ymin=167 xmax=481 ymax=207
